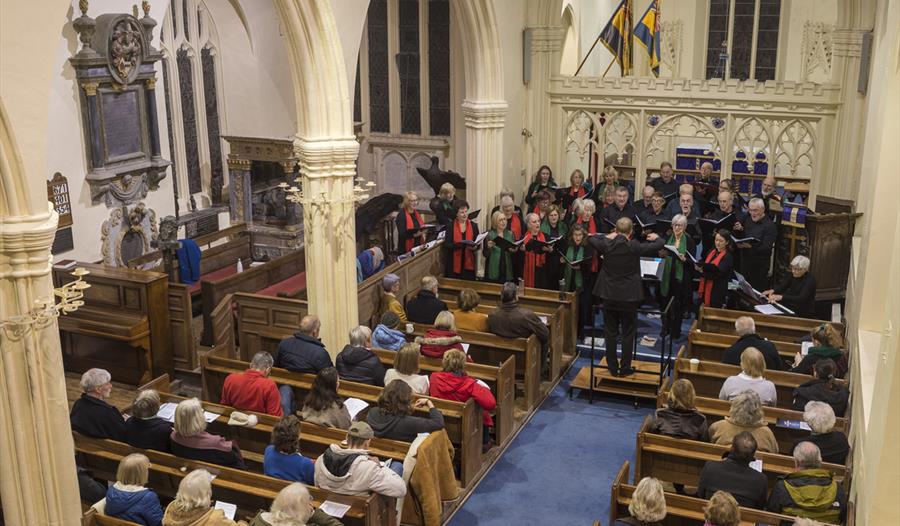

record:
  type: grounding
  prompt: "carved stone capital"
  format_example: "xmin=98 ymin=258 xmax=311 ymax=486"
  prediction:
xmin=461 ymin=100 xmax=508 ymax=130
xmin=81 ymin=82 xmax=99 ymax=96
xmin=831 ymin=29 xmax=865 ymax=58
xmin=293 ymin=137 xmax=359 ymax=179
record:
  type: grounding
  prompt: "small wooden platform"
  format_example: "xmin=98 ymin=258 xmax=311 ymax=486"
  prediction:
xmin=568 ymin=359 xmax=662 ymax=403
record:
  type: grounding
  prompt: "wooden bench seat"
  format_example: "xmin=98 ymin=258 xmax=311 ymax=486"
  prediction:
xmin=697 ymin=306 xmax=845 ymax=345
xmin=610 ymin=460 xmax=796 ymax=526
xmin=634 ymin=417 xmax=846 ymax=489
xmin=200 ymin=350 xmax=484 ymax=487
xmin=188 ymin=264 xmax=239 ymax=294
xmin=81 ymin=509 xmax=143 ymax=526
xmin=257 ymin=271 xmax=307 ymax=298
xmin=685 ymin=328 xmax=798 ymax=364
xmin=74 ymin=433 xmax=394 ymax=526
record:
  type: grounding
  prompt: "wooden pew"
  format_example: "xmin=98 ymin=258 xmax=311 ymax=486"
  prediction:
xmin=52 ymin=263 xmax=171 ymax=384
xmin=671 ymin=352 xmax=846 ymax=411
xmin=656 ymin=387 xmax=848 ymax=458
xmin=634 ymin=417 xmax=846 ymax=489
xmin=81 ymin=509 xmax=143 ymax=526
xmin=127 ymin=222 xmax=252 ymax=278
xmin=372 ymin=348 xmax=517 ymax=447
xmin=407 ymin=323 xmax=542 ymax=412
xmin=610 ymin=460 xmax=796 ymax=526
xmin=697 ymin=306 xmax=845 ymax=345
xmin=200 ymin=248 xmax=306 ymax=345
xmin=200 ymin=350 xmax=484 ymax=487
xmin=358 ymin=242 xmax=444 ymax=327
xmin=74 ymin=434 xmax=395 ymax=526
xmin=684 ymin=329 xmax=798 ymax=364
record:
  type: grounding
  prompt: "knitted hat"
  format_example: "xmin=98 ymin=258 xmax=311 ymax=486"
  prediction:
xmin=380 ymin=311 xmax=401 ymax=329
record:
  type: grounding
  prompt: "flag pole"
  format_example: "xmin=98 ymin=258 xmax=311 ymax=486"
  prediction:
xmin=574 ymin=32 xmax=605 ymax=77
xmin=600 ymin=59 xmax=616 ymax=78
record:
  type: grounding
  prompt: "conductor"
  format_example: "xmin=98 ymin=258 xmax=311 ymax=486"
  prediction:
xmin=589 ymin=217 xmax=665 ymax=377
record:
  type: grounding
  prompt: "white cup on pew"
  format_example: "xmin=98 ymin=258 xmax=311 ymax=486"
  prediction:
xmin=406 ymin=323 xmax=414 ymax=334
xmin=689 ymin=358 xmax=700 ymax=372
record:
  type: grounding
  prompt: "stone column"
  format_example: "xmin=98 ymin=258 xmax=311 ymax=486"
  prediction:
xmin=461 ymin=100 xmax=507 ymax=226
xmin=527 ymin=26 xmax=565 ymax=174
xmin=0 ymin=203 xmax=81 ymax=526
xmin=295 ymin=137 xmax=360 ymax=359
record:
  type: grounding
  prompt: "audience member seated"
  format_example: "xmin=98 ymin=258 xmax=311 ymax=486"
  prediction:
xmin=78 ymin=463 xmax=107 ymax=503
xmin=648 ymin=378 xmax=709 ymax=440
xmin=697 ymin=432 xmax=768 ymax=509
xmin=70 ymin=368 xmax=126 ymax=440
xmin=314 ymin=422 xmax=407 ymax=498
xmin=719 ymin=348 xmax=778 ymax=406
xmin=162 ymin=469 xmax=246 ymax=526
xmin=792 ymin=401 xmax=849 ymax=465
xmin=709 ymin=391 xmax=779 ymax=453
xmin=767 ymin=442 xmax=846 ymax=524
xmin=722 ymin=316 xmax=785 ymax=371
xmin=405 ymin=276 xmax=448 ymax=325
xmin=452 ymin=288 xmax=489 ymax=332
xmin=335 ymin=326 xmax=386 ymax=387
xmin=274 ymin=315 xmax=332 ymax=374
xmin=703 ymin=491 xmax=741 ymax=526
xmin=379 ymin=274 xmax=408 ymax=324
xmin=762 ymin=255 xmax=817 ymax=319
xmin=430 ymin=350 xmax=497 ymax=450
xmin=170 ymin=398 xmax=246 ymax=470
xmin=356 ymin=246 xmax=384 ymax=283
xmin=416 ymin=311 xmax=466 ymax=360
xmin=264 ymin=415 xmax=315 ymax=485
xmin=791 ymin=324 xmax=847 ymax=379
xmin=220 ymin=352 xmax=283 ymax=417
xmin=298 ymin=367 xmax=351 ymax=430
xmin=125 ymin=389 xmax=173 ymax=452
xmin=372 ymin=311 xmax=406 ymax=351
xmin=612 ymin=476 xmax=667 ymax=526
xmin=103 ymin=453 xmax=163 ymax=526
xmin=792 ymin=359 xmax=849 ymax=417
xmin=486 ymin=282 xmax=550 ymax=375
xmin=247 ymin=482 xmax=343 ymax=526
xmin=367 ymin=380 xmax=445 ymax=441
xmin=383 ymin=343 xmax=430 ymax=394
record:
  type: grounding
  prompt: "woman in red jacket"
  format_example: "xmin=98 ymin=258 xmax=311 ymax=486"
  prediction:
xmin=430 ymin=349 xmax=497 ymax=451
xmin=415 ymin=311 xmax=472 ymax=362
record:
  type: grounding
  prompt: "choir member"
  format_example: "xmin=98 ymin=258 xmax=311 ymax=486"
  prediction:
xmin=560 ymin=169 xmax=590 ymax=217
xmin=638 ymin=191 xmax=668 ymax=225
xmin=600 ymin=185 xmax=617 ymax=210
xmin=698 ymin=161 xmax=715 ymax=182
xmin=665 ymin=183 xmax=701 ymax=217
xmin=395 ymin=191 xmax=426 ymax=253
xmin=762 ymin=255 xmax=816 ymax=318
xmin=540 ymin=204 xmax=568 ymax=287
xmin=650 ymin=161 xmax=679 ymax=199
xmin=754 ymin=174 xmax=785 ymax=216
xmin=530 ymin=189 xmax=554 ymax=218
xmin=675 ymin=192 xmax=703 ymax=247
xmin=500 ymin=195 xmax=525 ymax=240
xmin=633 ymin=185 xmax=655 ymax=215
xmin=430 ymin=183 xmax=460 ymax=228
xmin=660 ymin=214 xmax=697 ymax=338
xmin=697 ymin=229 xmax=735 ymax=308
xmin=525 ymin=165 xmax=556 ymax=209
xmin=737 ymin=197 xmax=777 ymax=291
xmin=490 ymin=188 xmax=522 ymax=218
xmin=595 ymin=165 xmax=633 ymax=203
xmin=561 ymin=224 xmax=595 ymax=338
xmin=571 ymin=198 xmax=601 ymax=275
xmin=520 ymin=213 xmax=553 ymax=289
xmin=444 ymin=200 xmax=480 ymax=280
xmin=711 ymin=190 xmax=748 ymax=225
xmin=484 ymin=211 xmax=517 ymax=284
xmin=600 ymin=186 xmax=636 ymax=233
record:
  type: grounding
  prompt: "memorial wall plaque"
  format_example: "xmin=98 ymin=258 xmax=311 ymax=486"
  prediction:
xmin=101 ymin=89 xmax=144 ymax=160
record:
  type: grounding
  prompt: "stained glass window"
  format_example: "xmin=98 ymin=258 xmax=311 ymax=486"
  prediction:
xmin=176 ymin=48 xmax=201 ymax=195
xmin=397 ymin=0 xmax=421 ymax=134
xmin=161 ymin=58 xmax=178 ymax=190
xmin=201 ymin=47 xmax=224 ymax=204
xmin=705 ymin=0 xmax=781 ymax=81
xmin=428 ymin=0 xmax=450 ymax=136
xmin=367 ymin=0 xmax=390 ymax=133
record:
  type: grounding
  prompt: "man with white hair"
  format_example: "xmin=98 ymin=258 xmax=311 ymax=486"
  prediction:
xmin=335 ymin=325 xmax=386 ymax=386
xmin=220 ymin=351 xmax=282 ymax=416
xmin=699 ymin=161 xmax=715 ymax=181
xmin=406 ymin=275 xmax=449 ymax=324
xmin=722 ymin=316 xmax=785 ymax=370
xmin=633 ymin=184 xmax=656 ymax=214
xmin=767 ymin=441 xmax=846 ymax=523
xmin=737 ymin=197 xmax=777 ymax=290
xmin=763 ymin=255 xmax=817 ymax=318
xmin=793 ymin=401 xmax=849 ymax=465
xmin=70 ymin=368 xmax=126 ymax=440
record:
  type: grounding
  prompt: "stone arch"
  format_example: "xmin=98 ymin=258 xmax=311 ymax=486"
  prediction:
xmin=451 ymin=0 xmax=505 ymax=102
xmin=0 ymin=100 xmax=29 ymax=217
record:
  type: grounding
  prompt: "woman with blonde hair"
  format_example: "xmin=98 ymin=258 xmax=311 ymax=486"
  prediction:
xmin=453 ymin=288 xmax=489 ymax=332
xmin=792 ymin=323 xmax=847 ymax=379
xmin=104 ymin=453 xmax=163 ymax=526
xmin=703 ymin=491 xmax=740 ymax=526
xmin=560 ymin=169 xmax=590 ymax=216
xmin=708 ymin=390 xmax=779 ymax=453
xmin=248 ymin=483 xmax=343 ymax=526
xmin=416 ymin=311 xmax=468 ymax=360
xmin=163 ymin=469 xmax=246 ymax=526
xmin=484 ymin=210 xmax=517 ymax=283
xmin=396 ymin=191 xmax=426 ymax=253
xmin=430 ymin=182 xmax=460 ymax=228
xmin=648 ymin=378 xmax=709 ymax=441
xmin=570 ymin=199 xmax=600 ymax=274
xmin=170 ymin=398 xmax=246 ymax=469
xmin=613 ymin=476 xmax=666 ymax=526
xmin=718 ymin=348 xmax=778 ymax=406
xmin=430 ymin=350 xmax=496 ymax=450
xmin=383 ymin=343 xmax=430 ymax=394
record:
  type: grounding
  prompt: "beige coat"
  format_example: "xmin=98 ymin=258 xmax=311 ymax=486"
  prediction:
xmin=708 ymin=418 xmax=780 ymax=453
xmin=162 ymin=504 xmax=246 ymax=526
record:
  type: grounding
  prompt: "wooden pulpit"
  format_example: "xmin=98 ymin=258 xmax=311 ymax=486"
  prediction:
xmin=806 ymin=196 xmax=863 ymax=302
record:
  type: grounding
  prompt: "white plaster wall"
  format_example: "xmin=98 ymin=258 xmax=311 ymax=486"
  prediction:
xmin=495 ymin=0 xmax=530 ymax=193
xmin=780 ymin=0 xmax=838 ymax=82
xmin=331 ymin=0 xmax=371 ymax=96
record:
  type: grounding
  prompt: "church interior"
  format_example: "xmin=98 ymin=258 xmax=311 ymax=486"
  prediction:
xmin=0 ymin=0 xmax=898 ymax=524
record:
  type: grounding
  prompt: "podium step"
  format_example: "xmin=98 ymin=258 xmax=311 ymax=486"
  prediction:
xmin=569 ymin=359 xmax=661 ymax=401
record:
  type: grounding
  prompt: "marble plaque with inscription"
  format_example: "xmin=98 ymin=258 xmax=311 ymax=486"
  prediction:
xmin=101 ymin=90 xmax=143 ymax=159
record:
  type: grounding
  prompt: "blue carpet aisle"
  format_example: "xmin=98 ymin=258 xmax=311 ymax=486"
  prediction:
xmin=447 ymin=313 xmax=693 ymax=526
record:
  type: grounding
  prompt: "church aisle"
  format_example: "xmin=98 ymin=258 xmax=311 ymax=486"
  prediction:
xmin=447 ymin=354 xmax=653 ymax=525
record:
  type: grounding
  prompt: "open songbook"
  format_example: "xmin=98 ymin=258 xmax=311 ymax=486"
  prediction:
xmin=663 ymin=244 xmax=700 ymax=264
xmin=491 ymin=235 xmax=525 ymax=250
xmin=731 ymin=234 xmax=761 ymax=245
xmin=459 ymin=231 xmax=489 ymax=246
xmin=525 ymin=236 xmax=564 ymax=251
xmin=557 ymin=249 xmax=586 ymax=267
xmin=699 ymin=213 xmax=737 ymax=233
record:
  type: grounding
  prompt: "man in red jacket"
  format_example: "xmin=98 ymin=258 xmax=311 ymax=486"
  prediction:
xmin=220 ymin=351 xmax=283 ymax=416
xmin=430 ymin=349 xmax=497 ymax=451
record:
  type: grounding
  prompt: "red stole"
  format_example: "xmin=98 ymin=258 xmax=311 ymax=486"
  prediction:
xmin=577 ymin=217 xmax=600 ymax=272
xmin=698 ymin=249 xmax=728 ymax=305
xmin=522 ymin=231 xmax=546 ymax=288
xmin=404 ymin=209 xmax=424 ymax=252
xmin=509 ymin=214 xmax=523 ymax=239
xmin=452 ymin=220 xmax=475 ymax=273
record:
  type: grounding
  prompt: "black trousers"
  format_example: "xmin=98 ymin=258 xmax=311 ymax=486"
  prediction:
xmin=602 ymin=301 xmax=639 ymax=373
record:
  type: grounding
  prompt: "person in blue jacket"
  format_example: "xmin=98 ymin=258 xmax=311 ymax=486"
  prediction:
xmin=357 ymin=246 xmax=385 ymax=282
xmin=372 ymin=311 xmax=407 ymax=351
xmin=104 ymin=453 xmax=163 ymax=526
xmin=263 ymin=415 xmax=315 ymax=485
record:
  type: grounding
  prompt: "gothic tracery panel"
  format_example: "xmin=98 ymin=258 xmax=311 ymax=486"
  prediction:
xmin=773 ymin=120 xmax=816 ymax=179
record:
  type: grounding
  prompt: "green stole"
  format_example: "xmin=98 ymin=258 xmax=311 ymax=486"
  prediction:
xmin=660 ymin=233 xmax=686 ymax=297
xmin=540 ymin=219 xmax=569 ymax=239
xmin=487 ymin=229 xmax=513 ymax=281
xmin=564 ymin=244 xmax=585 ymax=290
